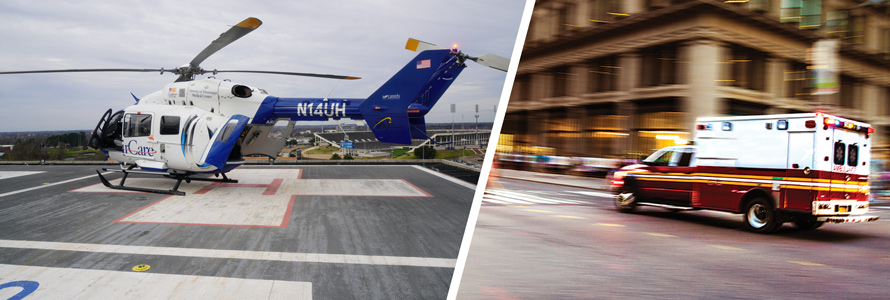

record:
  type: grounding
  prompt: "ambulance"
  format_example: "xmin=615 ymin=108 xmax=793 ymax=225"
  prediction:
xmin=611 ymin=113 xmax=879 ymax=233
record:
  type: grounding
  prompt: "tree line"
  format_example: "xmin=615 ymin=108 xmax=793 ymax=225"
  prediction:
xmin=1 ymin=132 xmax=93 ymax=161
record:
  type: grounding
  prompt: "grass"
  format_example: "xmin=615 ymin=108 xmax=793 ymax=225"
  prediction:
xmin=304 ymin=146 xmax=339 ymax=155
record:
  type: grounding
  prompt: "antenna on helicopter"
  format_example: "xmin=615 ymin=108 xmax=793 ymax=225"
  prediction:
xmin=323 ymin=81 xmax=342 ymax=101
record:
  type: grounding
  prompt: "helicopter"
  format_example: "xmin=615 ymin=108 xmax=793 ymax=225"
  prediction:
xmin=0 ymin=17 xmax=509 ymax=195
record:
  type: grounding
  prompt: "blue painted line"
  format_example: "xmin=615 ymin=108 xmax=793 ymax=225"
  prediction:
xmin=0 ymin=281 xmax=39 ymax=300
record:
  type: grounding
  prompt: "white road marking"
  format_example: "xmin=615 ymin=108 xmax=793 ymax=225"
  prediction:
xmin=570 ymin=191 xmax=615 ymax=198
xmin=0 ymin=171 xmax=44 ymax=180
xmin=482 ymin=189 xmax=587 ymax=205
xmin=0 ymin=172 xmax=111 ymax=199
xmin=0 ymin=239 xmax=456 ymax=268
xmin=413 ymin=165 xmax=477 ymax=190
xmin=0 ymin=263 xmax=312 ymax=300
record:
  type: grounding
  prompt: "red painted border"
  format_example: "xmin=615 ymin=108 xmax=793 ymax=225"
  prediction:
xmin=290 ymin=179 xmax=432 ymax=197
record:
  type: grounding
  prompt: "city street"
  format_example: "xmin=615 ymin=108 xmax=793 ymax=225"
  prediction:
xmin=457 ymin=171 xmax=890 ymax=299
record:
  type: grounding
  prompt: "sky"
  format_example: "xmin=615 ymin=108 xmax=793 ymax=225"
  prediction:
xmin=0 ymin=0 xmax=530 ymax=132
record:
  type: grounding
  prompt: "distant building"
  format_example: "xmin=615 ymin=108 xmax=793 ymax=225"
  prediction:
xmin=503 ymin=0 xmax=890 ymax=160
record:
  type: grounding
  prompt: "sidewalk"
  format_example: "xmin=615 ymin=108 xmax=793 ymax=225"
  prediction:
xmin=491 ymin=168 xmax=611 ymax=191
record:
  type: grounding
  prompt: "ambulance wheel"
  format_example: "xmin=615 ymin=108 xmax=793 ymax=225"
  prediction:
xmin=743 ymin=198 xmax=780 ymax=233
xmin=614 ymin=192 xmax=637 ymax=213
xmin=793 ymin=219 xmax=824 ymax=230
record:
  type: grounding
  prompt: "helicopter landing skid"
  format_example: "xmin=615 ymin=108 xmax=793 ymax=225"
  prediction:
xmin=97 ymin=168 xmax=238 ymax=196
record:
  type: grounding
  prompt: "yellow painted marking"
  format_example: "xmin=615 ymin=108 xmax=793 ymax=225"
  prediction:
xmin=644 ymin=232 xmax=676 ymax=238
xmin=709 ymin=245 xmax=744 ymax=251
xmin=522 ymin=209 xmax=553 ymax=213
xmin=132 ymin=264 xmax=151 ymax=272
xmin=555 ymin=215 xmax=586 ymax=220
xmin=235 ymin=17 xmax=262 ymax=29
xmin=788 ymin=261 xmax=826 ymax=267
xmin=595 ymin=223 xmax=626 ymax=227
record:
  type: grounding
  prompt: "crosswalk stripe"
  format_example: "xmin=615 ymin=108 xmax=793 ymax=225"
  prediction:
xmin=482 ymin=190 xmax=589 ymax=205
xmin=570 ymin=191 xmax=615 ymax=198
xmin=485 ymin=194 xmax=534 ymax=204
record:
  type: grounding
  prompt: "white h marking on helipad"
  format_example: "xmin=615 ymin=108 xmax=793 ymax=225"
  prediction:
xmin=0 ymin=263 xmax=311 ymax=300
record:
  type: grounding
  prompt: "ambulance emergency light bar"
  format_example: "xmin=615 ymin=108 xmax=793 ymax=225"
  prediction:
xmin=693 ymin=113 xmax=875 ymax=136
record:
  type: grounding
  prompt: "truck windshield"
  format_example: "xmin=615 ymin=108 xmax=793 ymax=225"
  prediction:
xmin=643 ymin=149 xmax=673 ymax=166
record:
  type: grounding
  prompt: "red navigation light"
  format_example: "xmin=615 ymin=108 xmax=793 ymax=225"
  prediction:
xmin=696 ymin=124 xmax=706 ymax=130
xmin=805 ymin=120 xmax=816 ymax=128
xmin=869 ymin=127 xmax=876 ymax=134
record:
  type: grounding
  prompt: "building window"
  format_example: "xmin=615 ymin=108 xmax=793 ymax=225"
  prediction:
xmin=552 ymin=66 xmax=572 ymax=97
xmin=847 ymin=14 xmax=865 ymax=46
xmin=839 ymin=75 xmax=860 ymax=109
xmin=749 ymin=0 xmax=771 ymax=13
xmin=784 ymin=61 xmax=810 ymax=99
xmin=588 ymin=56 xmax=619 ymax=93
xmin=728 ymin=45 xmax=766 ymax=91
xmin=640 ymin=44 xmax=678 ymax=87
xmin=515 ymin=74 xmax=530 ymax=102
xmin=558 ymin=4 xmax=574 ymax=35
xmin=880 ymin=27 xmax=890 ymax=54
xmin=589 ymin=0 xmax=623 ymax=24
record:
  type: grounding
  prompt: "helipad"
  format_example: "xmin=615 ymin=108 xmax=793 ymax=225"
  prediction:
xmin=0 ymin=165 xmax=475 ymax=299
xmin=69 ymin=168 xmax=433 ymax=227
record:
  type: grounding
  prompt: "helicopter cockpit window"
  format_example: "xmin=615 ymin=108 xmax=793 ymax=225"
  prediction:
xmin=160 ymin=116 xmax=180 ymax=135
xmin=216 ymin=120 xmax=239 ymax=142
xmin=232 ymin=85 xmax=252 ymax=98
xmin=123 ymin=114 xmax=153 ymax=138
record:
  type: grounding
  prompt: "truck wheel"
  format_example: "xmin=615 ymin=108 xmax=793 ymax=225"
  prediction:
xmin=792 ymin=219 xmax=824 ymax=230
xmin=615 ymin=192 xmax=637 ymax=213
xmin=743 ymin=198 xmax=781 ymax=233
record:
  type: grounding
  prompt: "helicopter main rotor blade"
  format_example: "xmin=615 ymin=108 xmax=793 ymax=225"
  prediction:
xmin=212 ymin=70 xmax=360 ymax=80
xmin=0 ymin=68 xmax=166 ymax=75
xmin=188 ymin=17 xmax=262 ymax=69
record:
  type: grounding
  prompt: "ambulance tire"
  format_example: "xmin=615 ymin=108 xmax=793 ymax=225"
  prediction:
xmin=614 ymin=192 xmax=637 ymax=213
xmin=792 ymin=219 xmax=824 ymax=230
xmin=743 ymin=198 xmax=781 ymax=233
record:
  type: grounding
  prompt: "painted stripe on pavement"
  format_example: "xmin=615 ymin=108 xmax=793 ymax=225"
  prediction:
xmin=0 ymin=172 xmax=112 ymax=199
xmin=0 ymin=239 xmax=455 ymax=268
xmin=571 ymin=191 xmax=616 ymax=198
xmin=0 ymin=263 xmax=312 ymax=300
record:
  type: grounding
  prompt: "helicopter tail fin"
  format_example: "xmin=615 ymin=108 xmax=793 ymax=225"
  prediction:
xmin=359 ymin=48 xmax=465 ymax=144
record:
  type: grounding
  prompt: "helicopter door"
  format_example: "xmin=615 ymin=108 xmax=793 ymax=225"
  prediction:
xmin=240 ymin=120 xmax=294 ymax=158
xmin=121 ymin=113 xmax=161 ymax=168
xmin=199 ymin=115 xmax=250 ymax=170
xmin=181 ymin=114 xmax=212 ymax=168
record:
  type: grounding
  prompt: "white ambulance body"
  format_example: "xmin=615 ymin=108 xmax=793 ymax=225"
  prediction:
xmin=613 ymin=112 xmax=878 ymax=233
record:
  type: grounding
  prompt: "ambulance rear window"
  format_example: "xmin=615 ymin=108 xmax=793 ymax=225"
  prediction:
xmin=848 ymin=144 xmax=859 ymax=167
xmin=834 ymin=141 xmax=845 ymax=165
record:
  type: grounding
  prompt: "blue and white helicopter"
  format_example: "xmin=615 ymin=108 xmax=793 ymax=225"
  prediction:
xmin=0 ymin=17 xmax=509 ymax=195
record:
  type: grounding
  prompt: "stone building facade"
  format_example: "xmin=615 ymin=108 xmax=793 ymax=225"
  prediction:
xmin=503 ymin=0 xmax=890 ymax=161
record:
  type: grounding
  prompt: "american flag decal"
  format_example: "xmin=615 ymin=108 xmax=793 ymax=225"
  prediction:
xmin=416 ymin=59 xmax=431 ymax=69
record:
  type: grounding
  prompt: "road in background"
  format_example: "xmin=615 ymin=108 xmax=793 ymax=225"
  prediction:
xmin=458 ymin=168 xmax=890 ymax=299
